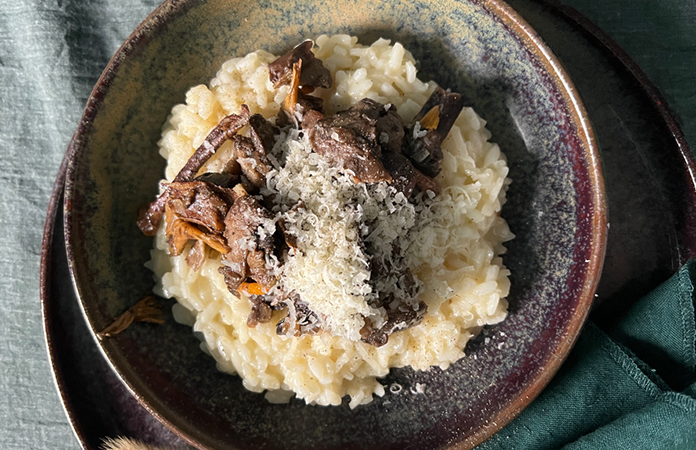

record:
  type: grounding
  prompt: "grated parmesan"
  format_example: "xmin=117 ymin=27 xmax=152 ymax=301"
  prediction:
xmin=262 ymin=130 xmax=424 ymax=341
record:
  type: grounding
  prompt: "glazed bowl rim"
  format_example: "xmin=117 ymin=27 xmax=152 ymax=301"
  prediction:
xmin=63 ymin=0 xmax=607 ymax=448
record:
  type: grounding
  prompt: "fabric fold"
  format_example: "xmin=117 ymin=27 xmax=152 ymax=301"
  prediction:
xmin=478 ymin=260 xmax=696 ymax=449
xmin=608 ymin=260 xmax=696 ymax=390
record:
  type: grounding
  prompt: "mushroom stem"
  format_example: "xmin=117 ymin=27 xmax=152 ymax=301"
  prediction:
xmin=283 ymin=60 xmax=303 ymax=117
xmin=137 ymin=105 xmax=251 ymax=236
xmin=97 ymin=295 xmax=164 ymax=339
xmin=174 ymin=105 xmax=250 ymax=182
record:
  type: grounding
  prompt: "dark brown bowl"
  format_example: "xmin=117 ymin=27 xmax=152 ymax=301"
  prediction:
xmin=63 ymin=0 xmax=607 ymax=448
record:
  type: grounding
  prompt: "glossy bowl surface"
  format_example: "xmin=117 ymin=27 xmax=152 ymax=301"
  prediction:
xmin=64 ymin=0 xmax=606 ymax=448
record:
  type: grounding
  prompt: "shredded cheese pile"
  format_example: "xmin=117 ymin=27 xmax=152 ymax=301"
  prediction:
xmin=263 ymin=129 xmax=424 ymax=341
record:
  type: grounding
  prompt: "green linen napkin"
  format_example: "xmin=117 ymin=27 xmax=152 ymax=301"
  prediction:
xmin=479 ymin=260 xmax=696 ymax=449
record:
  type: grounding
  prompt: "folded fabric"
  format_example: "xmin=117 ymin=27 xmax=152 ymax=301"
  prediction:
xmin=478 ymin=260 xmax=696 ymax=449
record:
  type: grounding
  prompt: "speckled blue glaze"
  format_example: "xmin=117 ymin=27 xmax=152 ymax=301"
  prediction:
xmin=63 ymin=0 xmax=606 ymax=448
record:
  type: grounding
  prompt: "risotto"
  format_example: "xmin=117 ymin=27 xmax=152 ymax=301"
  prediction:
xmin=144 ymin=35 xmax=512 ymax=408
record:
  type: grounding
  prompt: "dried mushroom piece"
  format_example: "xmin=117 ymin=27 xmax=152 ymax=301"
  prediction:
xmin=137 ymin=106 xmax=250 ymax=236
xmin=413 ymin=167 xmax=442 ymax=196
xmin=268 ymin=40 xmax=332 ymax=90
xmin=174 ymin=105 xmax=251 ymax=182
xmin=97 ymin=295 xmax=165 ymax=339
xmin=248 ymin=113 xmax=280 ymax=156
xmin=161 ymin=180 xmax=235 ymax=266
xmin=294 ymin=91 xmax=324 ymax=122
xmin=306 ymin=97 xmax=442 ymax=196
xmin=232 ymin=135 xmax=271 ymax=189
xmin=301 ymin=109 xmax=325 ymax=130
xmin=166 ymin=181 xmax=236 ymax=234
xmin=194 ymin=172 xmax=239 ymax=189
xmin=308 ymin=98 xmax=394 ymax=184
xmin=278 ymin=58 xmax=326 ymax=126
xmin=219 ymin=185 xmax=278 ymax=294
xmin=276 ymin=294 xmax=322 ymax=337
xmin=282 ymin=60 xmax=302 ymax=116
xmin=247 ymin=295 xmax=274 ymax=327
xmin=244 ymin=287 xmax=286 ymax=328
xmin=381 ymin=152 xmax=417 ymax=197
xmin=186 ymin=239 xmax=209 ymax=271
xmin=164 ymin=204 xmax=230 ymax=256
xmin=277 ymin=217 xmax=298 ymax=251
xmin=354 ymin=98 xmax=405 ymax=153
xmin=405 ymin=87 xmax=464 ymax=178
xmin=360 ymin=300 xmax=427 ymax=347
xmin=359 ymin=264 xmax=426 ymax=347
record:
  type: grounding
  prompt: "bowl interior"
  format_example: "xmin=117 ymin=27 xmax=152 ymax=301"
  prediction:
xmin=64 ymin=0 xmax=606 ymax=448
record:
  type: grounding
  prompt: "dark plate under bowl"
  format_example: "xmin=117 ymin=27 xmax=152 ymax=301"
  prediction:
xmin=63 ymin=0 xmax=606 ymax=448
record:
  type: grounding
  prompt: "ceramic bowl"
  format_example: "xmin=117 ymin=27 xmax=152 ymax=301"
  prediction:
xmin=64 ymin=0 xmax=607 ymax=448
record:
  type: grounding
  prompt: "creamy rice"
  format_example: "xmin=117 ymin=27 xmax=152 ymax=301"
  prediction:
xmin=147 ymin=35 xmax=512 ymax=408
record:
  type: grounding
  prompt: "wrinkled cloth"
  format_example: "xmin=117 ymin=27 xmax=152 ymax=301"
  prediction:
xmin=479 ymin=261 xmax=696 ymax=450
xmin=0 ymin=1 xmax=159 ymax=449
xmin=1 ymin=0 xmax=695 ymax=449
